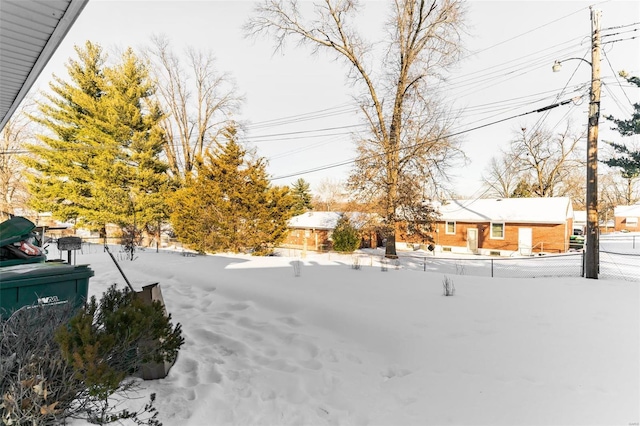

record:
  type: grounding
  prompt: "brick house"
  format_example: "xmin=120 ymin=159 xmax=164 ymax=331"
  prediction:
xmin=428 ymin=197 xmax=575 ymax=256
xmin=283 ymin=211 xmax=341 ymax=251
xmin=283 ymin=211 xmax=381 ymax=251
xmin=614 ymin=204 xmax=640 ymax=232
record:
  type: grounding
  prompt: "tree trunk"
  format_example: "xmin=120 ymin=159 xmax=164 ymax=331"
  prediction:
xmin=384 ymin=232 xmax=398 ymax=258
xmin=156 ymin=219 xmax=161 ymax=253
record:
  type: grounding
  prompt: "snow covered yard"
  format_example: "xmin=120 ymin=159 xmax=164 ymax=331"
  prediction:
xmin=63 ymin=243 xmax=638 ymax=426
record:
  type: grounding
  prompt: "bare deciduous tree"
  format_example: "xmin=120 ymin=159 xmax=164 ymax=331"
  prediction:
xmin=599 ymin=171 xmax=623 ymax=227
xmin=483 ymin=123 xmax=585 ymax=200
xmin=313 ymin=177 xmax=347 ymax=211
xmin=144 ymin=35 xmax=244 ymax=178
xmin=599 ymin=158 xmax=640 ymax=227
xmin=482 ymin=148 xmax=522 ymax=198
xmin=559 ymin=168 xmax=586 ymax=206
xmin=0 ymin=108 xmax=32 ymax=219
xmin=245 ymin=0 xmax=466 ymax=257
xmin=512 ymin=125 xmax=584 ymax=197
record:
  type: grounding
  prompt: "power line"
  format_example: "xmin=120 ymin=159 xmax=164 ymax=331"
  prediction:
xmin=458 ymin=5 xmax=589 ymax=61
xmin=601 ymin=83 xmax=633 ymax=118
xmin=446 ymin=38 xmax=587 ymax=91
xmin=270 ymin=97 xmax=578 ymax=181
xmin=244 ymin=123 xmax=366 ymax=141
xmin=269 ymin=134 xmax=348 ymax=160
xmin=602 ymin=21 xmax=640 ymax=32
xmin=601 ymin=48 xmax=635 ymax=108
xmin=244 ymin=103 xmax=359 ymax=130
xmin=1 ymin=86 xmax=590 ymax=157
xmin=602 ymin=35 xmax=640 ymax=46
xmin=521 ymin=50 xmax=590 ymax=144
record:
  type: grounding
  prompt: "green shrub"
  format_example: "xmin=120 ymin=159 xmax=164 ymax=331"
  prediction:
xmin=55 ymin=285 xmax=184 ymax=400
xmin=332 ymin=216 xmax=361 ymax=253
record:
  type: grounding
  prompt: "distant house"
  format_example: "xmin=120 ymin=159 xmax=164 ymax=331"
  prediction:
xmin=573 ymin=210 xmax=586 ymax=234
xmin=614 ymin=204 xmax=640 ymax=232
xmin=283 ymin=211 xmax=381 ymax=251
xmin=429 ymin=197 xmax=574 ymax=256
xmin=283 ymin=211 xmax=341 ymax=251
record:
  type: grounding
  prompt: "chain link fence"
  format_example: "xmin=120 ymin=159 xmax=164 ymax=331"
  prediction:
xmin=44 ymin=233 xmax=640 ymax=282
xmin=600 ymin=233 xmax=640 ymax=249
xmin=351 ymin=238 xmax=640 ymax=282
xmin=390 ymin=253 xmax=587 ymax=279
xmin=599 ymin=251 xmax=640 ymax=281
xmin=599 ymin=234 xmax=640 ymax=281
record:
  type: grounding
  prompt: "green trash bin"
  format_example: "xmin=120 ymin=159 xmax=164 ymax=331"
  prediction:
xmin=0 ymin=216 xmax=47 ymax=266
xmin=0 ymin=262 xmax=94 ymax=319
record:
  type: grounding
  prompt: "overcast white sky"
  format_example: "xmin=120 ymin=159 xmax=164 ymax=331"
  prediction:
xmin=33 ymin=0 xmax=640 ymax=197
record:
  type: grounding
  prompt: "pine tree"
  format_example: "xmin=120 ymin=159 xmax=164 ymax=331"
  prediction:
xmin=23 ymin=42 xmax=106 ymax=225
xmin=55 ymin=284 xmax=184 ymax=400
xmin=291 ymin=178 xmax=313 ymax=214
xmin=511 ymin=179 xmax=534 ymax=198
xmin=603 ymin=74 xmax=640 ymax=204
xmin=102 ymin=48 xmax=173 ymax=241
xmin=332 ymin=215 xmax=361 ymax=253
xmin=169 ymin=127 xmax=295 ymax=254
xmin=605 ymin=74 xmax=640 ymax=138
xmin=22 ymin=42 xmax=171 ymax=233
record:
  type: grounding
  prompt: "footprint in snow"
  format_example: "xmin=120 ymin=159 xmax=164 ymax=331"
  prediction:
xmin=381 ymin=365 xmax=412 ymax=381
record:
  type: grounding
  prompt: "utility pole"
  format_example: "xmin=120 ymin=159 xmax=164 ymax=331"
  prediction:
xmin=585 ymin=7 xmax=601 ymax=279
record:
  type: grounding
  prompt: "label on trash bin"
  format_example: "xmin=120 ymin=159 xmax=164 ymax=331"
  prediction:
xmin=35 ymin=295 xmax=66 ymax=307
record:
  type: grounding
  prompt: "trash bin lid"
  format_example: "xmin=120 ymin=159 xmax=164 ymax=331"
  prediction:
xmin=0 ymin=262 xmax=94 ymax=284
xmin=0 ymin=217 xmax=36 ymax=247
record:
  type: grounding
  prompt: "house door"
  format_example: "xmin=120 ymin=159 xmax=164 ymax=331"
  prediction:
xmin=519 ymin=228 xmax=533 ymax=256
xmin=467 ymin=228 xmax=478 ymax=254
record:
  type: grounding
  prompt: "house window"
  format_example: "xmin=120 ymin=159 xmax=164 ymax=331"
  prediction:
xmin=445 ymin=221 xmax=456 ymax=235
xmin=490 ymin=222 xmax=505 ymax=239
xmin=627 ymin=217 xmax=638 ymax=227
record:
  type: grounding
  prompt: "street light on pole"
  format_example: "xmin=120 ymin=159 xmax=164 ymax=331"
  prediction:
xmin=551 ymin=58 xmax=591 ymax=72
xmin=552 ymin=7 xmax=601 ymax=279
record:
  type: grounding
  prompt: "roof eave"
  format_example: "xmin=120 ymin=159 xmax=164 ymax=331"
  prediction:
xmin=437 ymin=218 xmax=569 ymax=224
xmin=0 ymin=0 xmax=89 ymax=132
xmin=288 ymin=225 xmax=334 ymax=230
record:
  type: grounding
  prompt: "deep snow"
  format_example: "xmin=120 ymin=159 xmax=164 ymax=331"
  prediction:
xmin=57 ymin=241 xmax=639 ymax=426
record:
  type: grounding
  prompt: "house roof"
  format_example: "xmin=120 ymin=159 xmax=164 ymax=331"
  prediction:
xmin=438 ymin=197 xmax=574 ymax=224
xmin=288 ymin=211 xmax=380 ymax=230
xmin=288 ymin=212 xmax=342 ymax=230
xmin=0 ymin=0 xmax=89 ymax=132
xmin=614 ymin=204 xmax=640 ymax=217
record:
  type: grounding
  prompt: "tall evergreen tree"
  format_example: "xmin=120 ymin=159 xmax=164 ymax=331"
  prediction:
xmin=605 ymin=74 xmax=640 ymax=138
xmin=102 ymin=48 xmax=172 ymax=239
xmin=22 ymin=42 xmax=171 ymax=234
xmin=603 ymin=73 xmax=640 ymax=204
xmin=169 ymin=128 xmax=295 ymax=254
xmin=291 ymin=178 xmax=312 ymax=215
xmin=24 ymin=42 xmax=106 ymax=225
